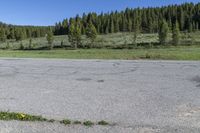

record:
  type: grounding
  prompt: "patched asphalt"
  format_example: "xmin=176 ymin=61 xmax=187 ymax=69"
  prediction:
xmin=0 ymin=58 xmax=200 ymax=133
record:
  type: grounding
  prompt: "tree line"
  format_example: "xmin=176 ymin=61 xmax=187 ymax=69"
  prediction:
xmin=55 ymin=2 xmax=200 ymax=36
xmin=0 ymin=22 xmax=50 ymax=42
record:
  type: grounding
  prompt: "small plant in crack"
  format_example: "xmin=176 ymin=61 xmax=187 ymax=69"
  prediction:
xmin=0 ymin=111 xmax=113 ymax=127
xmin=98 ymin=120 xmax=109 ymax=125
xmin=83 ymin=121 xmax=94 ymax=127
xmin=0 ymin=112 xmax=47 ymax=121
xmin=60 ymin=119 xmax=71 ymax=125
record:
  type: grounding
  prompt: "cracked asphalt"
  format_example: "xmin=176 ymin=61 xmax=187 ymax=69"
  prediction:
xmin=0 ymin=58 xmax=200 ymax=133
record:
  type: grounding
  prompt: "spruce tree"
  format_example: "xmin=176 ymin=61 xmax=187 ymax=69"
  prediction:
xmin=172 ymin=22 xmax=180 ymax=45
xmin=9 ymin=28 xmax=15 ymax=39
xmin=159 ymin=20 xmax=169 ymax=45
xmin=179 ymin=8 xmax=185 ymax=31
xmin=15 ymin=29 xmax=24 ymax=41
xmin=128 ymin=19 xmax=132 ymax=32
xmin=86 ymin=22 xmax=97 ymax=48
xmin=74 ymin=26 xmax=82 ymax=48
xmin=68 ymin=23 xmax=82 ymax=49
xmin=105 ymin=25 xmax=109 ymax=34
xmin=68 ymin=23 xmax=76 ymax=48
xmin=110 ymin=19 xmax=114 ymax=33
xmin=114 ymin=20 xmax=120 ymax=33
xmin=62 ymin=19 xmax=69 ymax=35
xmin=188 ymin=23 xmax=193 ymax=33
xmin=46 ymin=30 xmax=54 ymax=50
xmin=132 ymin=20 xmax=140 ymax=45
xmin=122 ymin=16 xmax=127 ymax=32
xmin=0 ymin=28 xmax=6 ymax=42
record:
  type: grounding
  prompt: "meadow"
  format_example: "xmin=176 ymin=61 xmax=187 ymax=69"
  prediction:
xmin=0 ymin=32 xmax=199 ymax=60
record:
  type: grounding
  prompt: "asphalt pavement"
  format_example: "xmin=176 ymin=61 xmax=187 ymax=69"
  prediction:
xmin=0 ymin=58 xmax=199 ymax=133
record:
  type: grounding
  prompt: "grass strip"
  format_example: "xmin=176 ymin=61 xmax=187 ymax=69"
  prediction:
xmin=0 ymin=112 xmax=110 ymax=127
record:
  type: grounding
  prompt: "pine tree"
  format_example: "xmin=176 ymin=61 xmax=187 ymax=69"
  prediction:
xmin=68 ymin=23 xmax=82 ymax=49
xmin=26 ymin=29 xmax=32 ymax=38
xmin=114 ymin=19 xmax=120 ymax=33
xmin=105 ymin=24 xmax=109 ymax=34
xmin=159 ymin=20 xmax=169 ymax=45
xmin=122 ymin=16 xmax=127 ymax=32
xmin=22 ymin=28 xmax=27 ymax=39
xmin=148 ymin=18 xmax=154 ymax=33
xmin=74 ymin=26 xmax=82 ymax=48
xmin=86 ymin=22 xmax=97 ymax=48
xmin=68 ymin=23 xmax=76 ymax=48
xmin=132 ymin=20 xmax=140 ymax=45
xmin=179 ymin=8 xmax=185 ymax=31
xmin=46 ymin=30 xmax=54 ymax=50
xmin=8 ymin=28 xmax=15 ymax=39
xmin=172 ymin=22 xmax=180 ymax=45
xmin=15 ymin=29 xmax=24 ymax=41
xmin=0 ymin=28 xmax=6 ymax=42
xmin=188 ymin=23 xmax=193 ymax=33
xmin=62 ymin=19 xmax=69 ymax=35
xmin=128 ymin=19 xmax=132 ymax=32
xmin=110 ymin=19 xmax=114 ymax=33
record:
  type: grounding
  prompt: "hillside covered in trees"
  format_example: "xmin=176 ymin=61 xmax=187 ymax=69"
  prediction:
xmin=55 ymin=2 xmax=200 ymax=35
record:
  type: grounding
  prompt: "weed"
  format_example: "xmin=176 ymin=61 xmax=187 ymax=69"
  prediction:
xmin=0 ymin=112 xmax=47 ymax=121
xmin=60 ymin=119 xmax=71 ymax=125
xmin=83 ymin=121 xmax=94 ymax=127
xmin=98 ymin=120 xmax=109 ymax=125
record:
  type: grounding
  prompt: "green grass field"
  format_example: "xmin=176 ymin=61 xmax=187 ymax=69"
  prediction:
xmin=1 ymin=46 xmax=200 ymax=60
xmin=0 ymin=32 xmax=199 ymax=60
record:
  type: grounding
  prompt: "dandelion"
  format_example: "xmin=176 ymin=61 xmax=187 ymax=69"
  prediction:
xmin=20 ymin=113 xmax=26 ymax=118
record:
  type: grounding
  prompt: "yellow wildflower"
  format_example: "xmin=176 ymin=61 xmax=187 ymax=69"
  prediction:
xmin=20 ymin=113 xmax=26 ymax=118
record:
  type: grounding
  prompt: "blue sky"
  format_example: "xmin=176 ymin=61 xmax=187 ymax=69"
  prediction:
xmin=0 ymin=0 xmax=199 ymax=26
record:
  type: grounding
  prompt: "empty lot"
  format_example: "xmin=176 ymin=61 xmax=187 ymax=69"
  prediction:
xmin=0 ymin=59 xmax=200 ymax=133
